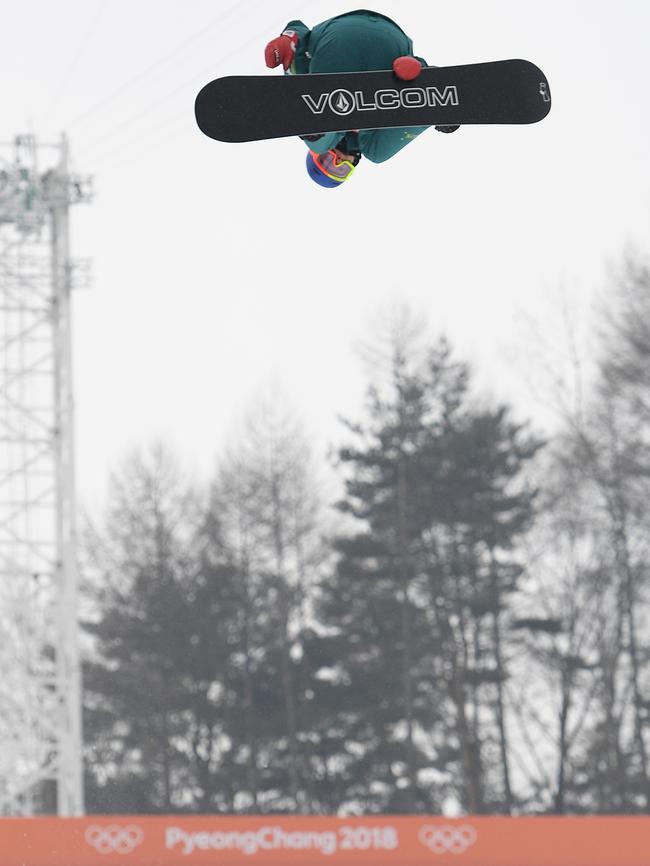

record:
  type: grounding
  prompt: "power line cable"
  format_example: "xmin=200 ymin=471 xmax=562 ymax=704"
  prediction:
xmin=67 ymin=0 xmax=274 ymax=157
xmin=48 ymin=0 xmax=110 ymax=117
xmin=65 ymin=0 xmax=245 ymax=130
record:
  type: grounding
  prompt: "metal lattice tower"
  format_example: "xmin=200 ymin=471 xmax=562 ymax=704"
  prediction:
xmin=0 ymin=134 xmax=92 ymax=815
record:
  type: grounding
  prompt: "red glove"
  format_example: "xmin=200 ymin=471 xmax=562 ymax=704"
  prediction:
xmin=265 ymin=30 xmax=299 ymax=70
xmin=393 ymin=56 xmax=422 ymax=81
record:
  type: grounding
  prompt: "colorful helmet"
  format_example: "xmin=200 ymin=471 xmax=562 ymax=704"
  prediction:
xmin=306 ymin=149 xmax=357 ymax=188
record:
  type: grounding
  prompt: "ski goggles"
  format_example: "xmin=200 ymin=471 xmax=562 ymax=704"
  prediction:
xmin=310 ymin=149 xmax=357 ymax=183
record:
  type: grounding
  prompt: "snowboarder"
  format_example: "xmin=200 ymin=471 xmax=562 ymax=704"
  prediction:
xmin=264 ymin=10 xmax=459 ymax=188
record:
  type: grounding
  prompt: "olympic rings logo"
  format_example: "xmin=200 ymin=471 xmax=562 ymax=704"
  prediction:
xmin=418 ymin=824 xmax=478 ymax=855
xmin=84 ymin=824 xmax=144 ymax=855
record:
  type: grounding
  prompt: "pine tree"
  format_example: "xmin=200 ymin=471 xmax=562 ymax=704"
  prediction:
xmin=312 ymin=331 xmax=541 ymax=814
xmin=414 ymin=343 xmax=542 ymax=813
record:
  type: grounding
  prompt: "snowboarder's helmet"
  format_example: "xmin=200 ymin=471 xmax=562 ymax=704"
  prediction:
xmin=306 ymin=150 xmax=356 ymax=188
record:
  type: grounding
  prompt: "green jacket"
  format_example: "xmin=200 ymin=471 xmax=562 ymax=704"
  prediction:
xmin=284 ymin=10 xmax=429 ymax=163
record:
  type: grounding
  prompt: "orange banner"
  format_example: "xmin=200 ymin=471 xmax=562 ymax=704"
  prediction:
xmin=1 ymin=815 xmax=649 ymax=865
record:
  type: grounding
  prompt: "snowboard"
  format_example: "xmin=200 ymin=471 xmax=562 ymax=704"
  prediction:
xmin=195 ymin=59 xmax=551 ymax=144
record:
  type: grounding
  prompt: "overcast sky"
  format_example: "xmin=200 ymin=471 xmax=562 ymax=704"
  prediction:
xmin=2 ymin=0 xmax=650 ymax=509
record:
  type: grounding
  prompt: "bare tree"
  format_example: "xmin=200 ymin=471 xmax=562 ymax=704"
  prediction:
xmin=514 ymin=251 xmax=650 ymax=812
xmin=210 ymin=387 xmax=325 ymax=813
xmin=83 ymin=443 xmax=209 ymax=813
